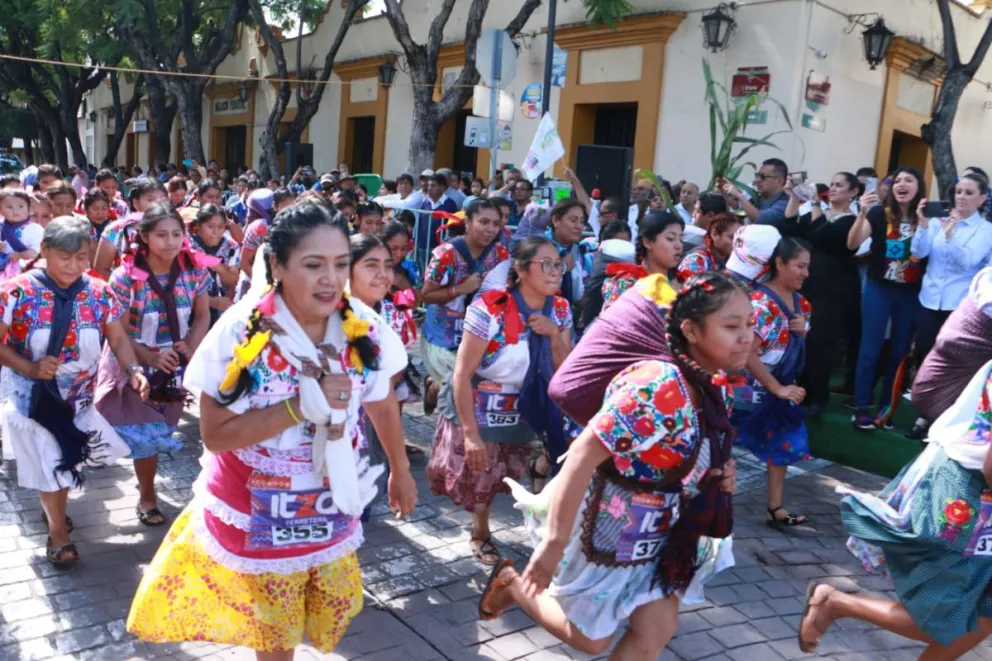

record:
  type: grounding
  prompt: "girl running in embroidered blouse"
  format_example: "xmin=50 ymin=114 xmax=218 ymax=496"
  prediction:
xmin=676 ymin=212 xmax=741 ymax=283
xmin=599 ymin=210 xmax=683 ymax=316
xmin=95 ymin=202 xmax=212 ymax=527
xmin=478 ymin=272 xmax=750 ymax=659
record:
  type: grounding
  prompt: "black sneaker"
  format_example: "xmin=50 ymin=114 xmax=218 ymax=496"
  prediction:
xmin=906 ymin=421 xmax=929 ymax=441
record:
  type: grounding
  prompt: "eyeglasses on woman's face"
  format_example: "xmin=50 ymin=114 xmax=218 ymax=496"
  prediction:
xmin=528 ymin=258 xmax=566 ymax=275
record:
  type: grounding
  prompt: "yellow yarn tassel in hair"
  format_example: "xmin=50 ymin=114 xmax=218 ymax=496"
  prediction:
xmin=219 ymin=329 xmax=272 ymax=393
xmin=349 ymin=346 xmax=365 ymax=373
xmin=642 ymin=274 xmax=677 ymax=307
xmin=341 ymin=294 xmax=371 ymax=341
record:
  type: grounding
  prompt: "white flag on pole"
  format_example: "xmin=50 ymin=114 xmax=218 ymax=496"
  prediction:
xmin=521 ymin=113 xmax=565 ymax=182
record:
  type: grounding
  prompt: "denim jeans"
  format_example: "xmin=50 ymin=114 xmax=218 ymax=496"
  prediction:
xmin=854 ymin=279 xmax=919 ymax=411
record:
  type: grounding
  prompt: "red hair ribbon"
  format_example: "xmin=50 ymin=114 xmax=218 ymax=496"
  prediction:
xmin=433 ymin=211 xmax=465 ymax=242
xmin=605 ymin=263 xmax=648 ymax=279
xmin=481 ymin=289 xmax=524 ymax=345
xmin=392 ymin=288 xmax=418 ymax=345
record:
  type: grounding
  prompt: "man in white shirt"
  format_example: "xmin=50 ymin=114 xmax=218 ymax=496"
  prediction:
xmin=675 ymin=182 xmax=699 ymax=225
xmin=376 ymin=172 xmax=425 ymax=210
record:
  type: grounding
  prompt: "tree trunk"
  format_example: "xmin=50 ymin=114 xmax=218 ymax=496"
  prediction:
xmin=256 ymin=129 xmax=281 ymax=182
xmin=174 ymin=85 xmax=207 ymax=164
xmin=50 ymin=118 xmax=69 ymax=171
xmin=146 ymin=77 xmax=176 ymax=168
xmin=922 ymin=69 xmax=970 ymax=199
xmin=63 ymin=110 xmax=88 ymax=168
xmin=36 ymin=119 xmax=55 ymax=164
xmin=104 ymin=72 xmax=144 ymax=168
xmin=407 ymin=103 xmax=440 ymax=174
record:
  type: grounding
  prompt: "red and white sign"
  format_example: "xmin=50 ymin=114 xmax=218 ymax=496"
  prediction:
xmin=731 ymin=66 xmax=770 ymax=99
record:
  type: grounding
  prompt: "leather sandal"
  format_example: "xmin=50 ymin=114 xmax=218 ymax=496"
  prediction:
xmin=136 ymin=505 xmax=167 ymax=527
xmin=46 ymin=536 xmax=79 ymax=568
xmin=767 ymin=506 xmax=809 ymax=528
xmin=479 ymin=558 xmax=515 ymax=620
xmin=798 ymin=582 xmax=829 ymax=653
xmin=471 ymin=537 xmax=501 ymax=566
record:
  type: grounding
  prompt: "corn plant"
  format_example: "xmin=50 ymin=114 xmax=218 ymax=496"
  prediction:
xmin=702 ymin=59 xmax=793 ymax=194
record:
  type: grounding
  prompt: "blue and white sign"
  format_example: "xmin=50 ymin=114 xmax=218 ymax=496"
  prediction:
xmin=551 ymin=46 xmax=567 ymax=88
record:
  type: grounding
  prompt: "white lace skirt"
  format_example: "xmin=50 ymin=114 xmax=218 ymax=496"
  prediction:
xmin=506 ymin=476 xmax=734 ymax=640
xmin=1 ymin=401 xmax=129 ymax=491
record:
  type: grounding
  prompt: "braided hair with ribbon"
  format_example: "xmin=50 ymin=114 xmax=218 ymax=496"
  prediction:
xmin=652 ymin=271 xmax=751 ymax=594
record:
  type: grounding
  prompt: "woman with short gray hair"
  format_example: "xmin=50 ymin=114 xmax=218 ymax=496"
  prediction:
xmin=0 ymin=216 xmax=149 ymax=568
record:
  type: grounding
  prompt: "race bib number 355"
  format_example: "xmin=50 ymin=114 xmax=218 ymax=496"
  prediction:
xmin=246 ymin=473 xmax=354 ymax=552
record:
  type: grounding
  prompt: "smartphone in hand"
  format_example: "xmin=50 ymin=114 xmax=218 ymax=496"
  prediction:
xmin=864 ymin=177 xmax=878 ymax=195
xmin=789 ymin=171 xmax=808 ymax=186
xmin=923 ymin=200 xmax=953 ymax=218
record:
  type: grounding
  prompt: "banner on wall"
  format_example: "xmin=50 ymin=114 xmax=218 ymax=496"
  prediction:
xmin=731 ymin=66 xmax=770 ymax=125
xmin=805 ymin=71 xmax=831 ymax=112
xmin=551 ymin=47 xmax=567 ymax=87
xmin=521 ymin=84 xmax=543 ymax=119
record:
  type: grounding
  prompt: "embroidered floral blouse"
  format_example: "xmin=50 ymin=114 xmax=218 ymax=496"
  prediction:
xmin=750 ymin=290 xmax=812 ymax=366
xmin=0 ymin=273 xmax=122 ymax=407
xmin=601 ymin=274 xmax=638 ymax=314
xmin=108 ymin=264 xmax=211 ymax=347
xmin=182 ymin=296 xmax=407 ymax=571
xmin=242 ymin=219 xmax=269 ymax=251
xmin=462 ymin=293 xmax=572 ymax=387
xmin=591 ymin=360 xmax=731 ymax=486
xmin=677 ymin=248 xmax=719 ymax=283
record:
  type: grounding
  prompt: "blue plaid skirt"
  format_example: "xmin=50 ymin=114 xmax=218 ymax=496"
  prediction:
xmin=841 ymin=445 xmax=992 ymax=645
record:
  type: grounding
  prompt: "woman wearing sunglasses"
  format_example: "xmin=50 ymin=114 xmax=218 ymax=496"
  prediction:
xmin=427 ymin=236 xmax=573 ymax=566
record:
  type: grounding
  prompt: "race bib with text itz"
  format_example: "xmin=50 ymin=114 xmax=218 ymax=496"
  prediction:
xmin=616 ymin=492 xmax=680 ymax=563
xmin=246 ymin=473 xmax=354 ymax=551
xmin=441 ymin=309 xmax=465 ymax=348
xmin=965 ymin=491 xmax=992 ymax=557
xmin=473 ymin=381 xmax=521 ymax=428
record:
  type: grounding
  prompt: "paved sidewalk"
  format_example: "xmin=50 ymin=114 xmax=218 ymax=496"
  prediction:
xmin=0 ymin=407 xmax=990 ymax=661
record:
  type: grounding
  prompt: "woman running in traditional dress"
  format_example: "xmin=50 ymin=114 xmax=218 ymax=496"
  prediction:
xmin=676 ymin=212 xmax=742 ymax=283
xmin=598 ymin=210 xmax=684 ymax=316
xmin=478 ymin=272 xmax=749 ymax=657
xmin=420 ymin=199 xmax=508 ymax=414
xmin=0 ymin=217 xmax=148 ymax=566
xmin=732 ymin=236 xmax=813 ymax=528
xmin=429 ymin=236 xmax=573 ymax=565
xmin=185 ymin=204 xmax=241 ymax=326
xmin=127 ymin=203 xmax=416 ymax=660
xmin=800 ymin=355 xmax=992 ymax=659
xmin=93 ymin=178 xmax=167 ymax=279
xmin=95 ymin=201 xmax=212 ymax=527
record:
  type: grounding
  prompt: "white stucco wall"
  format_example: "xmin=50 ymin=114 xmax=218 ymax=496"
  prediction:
xmin=78 ymin=0 xmax=992 ymax=189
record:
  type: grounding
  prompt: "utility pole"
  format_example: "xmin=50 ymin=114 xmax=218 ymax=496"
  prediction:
xmin=536 ymin=0 xmax=557 ymax=188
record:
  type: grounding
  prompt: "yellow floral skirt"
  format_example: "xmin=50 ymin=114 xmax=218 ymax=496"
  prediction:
xmin=127 ymin=507 xmax=363 ymax=652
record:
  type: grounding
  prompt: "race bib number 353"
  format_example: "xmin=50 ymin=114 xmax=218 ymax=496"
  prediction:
xmin=473 ymin=382 xmax=521 ymax=429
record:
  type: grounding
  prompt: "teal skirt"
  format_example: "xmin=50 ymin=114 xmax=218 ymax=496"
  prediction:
xmin=841 ymin=445 xmax=992 ymax=645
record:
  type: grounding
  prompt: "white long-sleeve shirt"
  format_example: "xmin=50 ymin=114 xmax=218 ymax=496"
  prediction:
xmin=911 ymin=211 xmax=992 ymax=310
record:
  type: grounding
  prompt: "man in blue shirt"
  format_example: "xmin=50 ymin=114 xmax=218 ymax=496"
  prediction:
xmin=436 ymin=168 xmax=466 ymax=209
xmin=415 ymin=173 xmax=459 ymax=266
xmin=722 ymin=157 xmax=790 ymax=228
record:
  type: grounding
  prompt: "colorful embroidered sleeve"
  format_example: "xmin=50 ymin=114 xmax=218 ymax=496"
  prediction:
xmin=463 ymin=298 xmax=498 ymax=342
xmin=242 ymin=220 xmax=268 ymax=251
xmin=191 ymin=268 xmax=213 ymax=297
xmin=222 ymin=237 xmax=241 ymax=267
xmin=0 ymin=277 xmax=22 ymax=327
xmin=591 ymin=360 xmax=695 ymax=475
xmin=425 ymin=244 xmax=457 ymax=287
xmin=182 ymin=308 xmax=252 ymax=415
xmin=551 ymin=296 xmax=573 ymax=333
xmin=91 ymin=281 xmax=124 ymax=328
xmin=601 ymin=274 xmax=636 ymax=313
xmin=677 ymin=251 xmax=710 ymax=283
xmin=107 ymin=267 xmax=134 ymax=308
xmin=798 ymin=294 xmax=812 ymax=331
xmin=749 ymin=290 xmax=786 ymax=353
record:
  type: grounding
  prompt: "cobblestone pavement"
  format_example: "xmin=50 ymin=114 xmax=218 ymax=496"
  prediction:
xmin=1 ymin=406 xmax=991 ymax=661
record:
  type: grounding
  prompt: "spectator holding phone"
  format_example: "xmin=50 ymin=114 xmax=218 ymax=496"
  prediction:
xmin=846 ymin=167 xmax=926 ymax=432
xmin=906 ymin=171 xmax=992 ymax=439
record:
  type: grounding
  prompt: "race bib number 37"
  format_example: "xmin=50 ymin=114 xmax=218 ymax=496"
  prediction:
xmin=965 ymin=491 xmax=992 ymax=557
xmin=616 ymin=492 xmax=680 ymax=563
xmin=246 ymin=473 xmax=354 ymax=551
